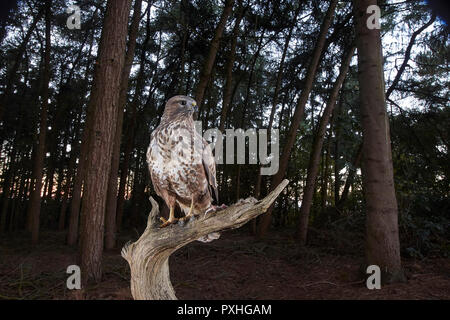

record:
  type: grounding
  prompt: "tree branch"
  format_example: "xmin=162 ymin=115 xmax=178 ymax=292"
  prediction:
xmin=121 ymin=179 xmax=289 ymax=300
xmin=386 ymin=14 xmax=436 ymax=99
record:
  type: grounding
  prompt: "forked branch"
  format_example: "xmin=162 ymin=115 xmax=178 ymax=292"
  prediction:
xmin=121 ymin=179 xmax=289 ymax=300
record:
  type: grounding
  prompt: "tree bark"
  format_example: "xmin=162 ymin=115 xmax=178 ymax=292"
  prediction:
xmin=333 ymin=97 xmax=343 ymax=205
xmin=353 ymin=0 xmax=405 ymax=283
xmin=26 ymin=0 xmax=52 ymax=245
xmin=67 ymin=94 xmax=94 ymax=245
xmin=296 ymin=46 xmax=355 ymax=244
xmin=115 ymin=13 xmax=152 ymax=232
xmin=122 ymin=179 xmax=288 ymax=300
xmin=0 ymin=147 xmax=18 ymax=233
xmin=78 ymin=0 xmax=132 ymax=284
xmin=67 ymin=11 xmax=99 ymax=246
xmin=58 ymin=126 xmax=80 ymax=231
xmin=321 ymin=131 xmax=332 ymax=211
xmin=334 ymin=13 xmax=436 ymax=210
xmin=194 ymin=0 xmax=234 ymax=107
xmin=176 ymin=0 xmax=189 ymax=94
xmin=58 ymin=178 xmax=70 ymax=230
xmin=257 ymin=0 xmax=338 ymax=238
xmin=104 ymin=0 xmax=143 ymax=251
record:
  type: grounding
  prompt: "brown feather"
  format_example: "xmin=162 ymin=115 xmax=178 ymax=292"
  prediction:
xmin=146 ymin=95 xmax=217 ymax=216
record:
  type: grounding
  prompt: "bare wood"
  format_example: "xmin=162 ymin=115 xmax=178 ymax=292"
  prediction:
xmin=121 ymin=179 xmax=289 ymax=300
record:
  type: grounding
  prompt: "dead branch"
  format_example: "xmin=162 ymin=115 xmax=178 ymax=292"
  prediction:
xmin=121 ymin=179 xmax=289 ymax=300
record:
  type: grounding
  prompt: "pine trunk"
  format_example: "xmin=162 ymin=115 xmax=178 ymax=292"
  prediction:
xmin=353 ymin=0 xmax=404 ymax=283
xmin=297 ymin=46 xmax=355 ymax=244
xmin=115 ymin=16 xmax=151 ymax=232
xmin=78 ymin=0 xmax=132 ymax=284
xmin=27 ymin=0 xmax=52 ymax=245
xmin=66 ymin=9 xmax=99 ymax=246
xmin=104 ymin=0 xmax=142 ymax=251
xmin=219 ymin=3 xmax=245 ymax=132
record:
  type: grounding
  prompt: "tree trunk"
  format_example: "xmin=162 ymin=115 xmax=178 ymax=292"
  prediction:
xmin=66 ymin=15 xmax=99 ymax=246
xmin=331 ymin=9 xmax=436 ymax=212
xmin=58 ymin=182 xmax=70 ymax=230
xmin=177 ymin=0 xmax=189 ymax=94
xmin=122 ymin=180 xmax=288 ymax=299
xmin=353 ymin=0 xmax=405 ymax=283
xmin=58 ymin=137 xmax=79 ymax=231
xmin=296 ymin=46 xmax=355 ymax=244
xmin=257 ymin=0 xmax=338 ymax=238
xmin=26 ymin=0 xmax=52 ymax=245
xmin=104 ymin=0 xmax=143 ymax=251
xmin=0 ymin=148 xmax=17 ymax=233
xmin=267 ymin=6 xmax=301 ymax=132
xmin=194 ymin=0 xmax=234 ymax=107
xmin=218 ymin=2 xmax=245 ymax=132
xmin=321 ymin=132 xmax=332 ymax=211
xmin=54 ymin=158 xmax=65 ymax=204
xmin=45 ymin=149 xmax=58 ymax=201
xmin=67 ymin=96 xmax=93 ymax=245
xmin=78 ymin=0 xmax=132 ymax=284
xmin=337 ymin=143 xmax=362 ymax=207
xmin=115 ymin=15 xmax=152 ymax=232
xmin=333 ymin=97 xmax=343 ymax=205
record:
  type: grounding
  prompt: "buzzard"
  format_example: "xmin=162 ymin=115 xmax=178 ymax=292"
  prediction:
xmin=146 ymin=96 xmax=222 ymax=238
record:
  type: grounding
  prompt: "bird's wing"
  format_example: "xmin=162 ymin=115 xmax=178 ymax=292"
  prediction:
xmin=201 ymin=137 xmax=218 ymax=204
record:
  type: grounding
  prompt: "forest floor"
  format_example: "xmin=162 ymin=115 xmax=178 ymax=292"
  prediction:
xmin=0 ymin=228 xmax=449 ymax=300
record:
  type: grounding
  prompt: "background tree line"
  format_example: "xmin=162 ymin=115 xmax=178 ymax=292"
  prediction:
xmin=0 ymin=0 xmax=448 ymax=284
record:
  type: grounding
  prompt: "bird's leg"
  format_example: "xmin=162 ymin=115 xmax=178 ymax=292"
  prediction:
xmin=180 ymin=197 xmax=195 ymax=222
xmin=160 ymin=205 xmax=178 ymax=227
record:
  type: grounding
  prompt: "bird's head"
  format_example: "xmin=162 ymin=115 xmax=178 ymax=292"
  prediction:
xmin=163 ymin=95 xmax=198 ymax=119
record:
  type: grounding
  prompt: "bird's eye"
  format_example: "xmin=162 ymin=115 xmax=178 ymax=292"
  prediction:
xmin=181 ymin=100 xmax=186 ymax=106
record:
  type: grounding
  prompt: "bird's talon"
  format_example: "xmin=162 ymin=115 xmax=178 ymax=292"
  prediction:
xmin=179 ymin=215 xmax=193 ymax=223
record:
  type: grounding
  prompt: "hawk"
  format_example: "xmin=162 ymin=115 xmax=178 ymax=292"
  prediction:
xmin=146 ymin=95 xmax=223 ymax=239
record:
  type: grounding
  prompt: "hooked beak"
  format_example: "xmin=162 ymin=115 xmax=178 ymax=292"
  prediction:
xmin=191 ymin=101 xmax=198 ymax=113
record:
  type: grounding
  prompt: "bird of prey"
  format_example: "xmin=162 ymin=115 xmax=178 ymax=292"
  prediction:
xmin=146 ymin=95 xmax=222 ymax=235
